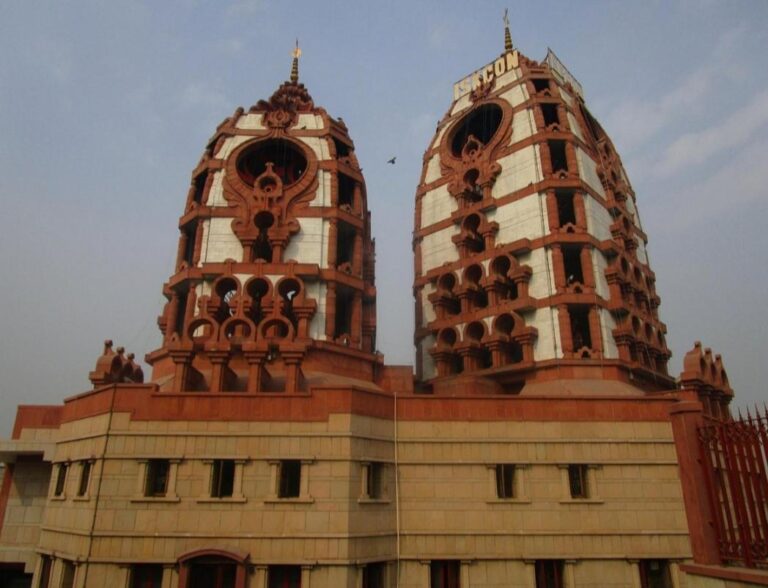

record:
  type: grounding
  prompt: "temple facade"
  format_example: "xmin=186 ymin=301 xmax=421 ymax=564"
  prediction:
xmin=0 ymin=27 xmax=744 ymax=588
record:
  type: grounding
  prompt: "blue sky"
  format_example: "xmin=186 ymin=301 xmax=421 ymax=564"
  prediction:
xmin=1 ymin=1 xmax=767 ymax=434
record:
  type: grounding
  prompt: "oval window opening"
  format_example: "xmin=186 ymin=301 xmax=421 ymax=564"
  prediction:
xmin=450 ymin=104 xmax=503 ymax=157
xmin=237 ymin=139 xmax=307 ymax=187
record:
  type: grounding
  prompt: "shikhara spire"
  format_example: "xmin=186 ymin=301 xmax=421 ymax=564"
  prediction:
xmin=503 ymin=9 xmax=513 ymax=51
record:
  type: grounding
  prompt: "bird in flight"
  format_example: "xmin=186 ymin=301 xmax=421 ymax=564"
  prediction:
xmin=387 ymin=156 xmax=397 ymax=165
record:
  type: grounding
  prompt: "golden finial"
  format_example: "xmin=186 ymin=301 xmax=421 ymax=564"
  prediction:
xmin=503 ymin=9 xmax=513 ymax=52
xmin=290 ymin=39 xmax=301 ymax=83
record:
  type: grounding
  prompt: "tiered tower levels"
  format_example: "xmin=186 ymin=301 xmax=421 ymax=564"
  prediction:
xmin=413 ymin=46 xmax=673 ymax=392
xmin=145 ymin=73 xmax=379 ymax=393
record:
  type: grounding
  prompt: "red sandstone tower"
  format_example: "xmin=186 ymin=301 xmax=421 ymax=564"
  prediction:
xmin=413 ymin=24 xmax=673 ymax=394
xmin=145 ymin=48 xmax=380 ymax=394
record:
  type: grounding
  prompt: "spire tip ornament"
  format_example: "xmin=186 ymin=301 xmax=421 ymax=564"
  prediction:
xmin=290 ymin=39 xmax=301 ymax=83
xmin=503 ymin=9 xmax=513 ymax=52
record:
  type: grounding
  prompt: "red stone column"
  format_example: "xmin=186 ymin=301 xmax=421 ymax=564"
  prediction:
xmin=325 ymin=282 xmax=337 ymax=340
xmin=580 ymin=247 xmax=595 ymax=289
xmin=574 ymin=191 xmax=587 ymax=229
xmin=669 ymin=399 xmax=722 ymax=565
xmin=545 ymin=190 xmax=559 ymax=231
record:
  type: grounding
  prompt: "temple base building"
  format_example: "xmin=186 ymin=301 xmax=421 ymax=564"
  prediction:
xmin=0 ymin=26 xmax=759 ymax=588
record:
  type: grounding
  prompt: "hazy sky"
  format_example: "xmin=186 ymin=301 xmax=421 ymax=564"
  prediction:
xmin=1 ymin=1 xmax=767 ymax=435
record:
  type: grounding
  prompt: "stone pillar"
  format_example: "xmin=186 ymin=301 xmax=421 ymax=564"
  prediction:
xmin=325 ymin=282 xmax=337 ymax=340
xmin=545 ymin=189 xmax=559 ymax=231
xmin=574 ymin=191 xmax=587 ymax=229
xmin=580 ymin=247 xmax=595 ymax=288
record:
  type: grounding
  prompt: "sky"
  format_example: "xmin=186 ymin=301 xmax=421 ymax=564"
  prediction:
xmin=1 ymin=1 xmax=767 ymax=435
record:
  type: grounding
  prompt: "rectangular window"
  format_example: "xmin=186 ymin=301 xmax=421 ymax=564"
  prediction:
xmin=568 ymin=305 xmax=592 ymax=350
xmin=639 ymin=560 xmax=673 ymax=588
xmin=495 ymin=464 xmax=515 ymax=499
xmin=210 ymin=459 xmax=235 ymax=498
xmin=38 ymin=555 xmax=52 ymax=588
xmin=532 ymin=78 xmax=550 ymax=93
xmin=77 ymin=461 xmax=92 ymax=497
xmin=541 ymin=103 xmax=560 ymax=127
xmin=130 ymin=564 xmax=164 ymax=588
xmin=568 ymin=464 xmax=589 ymax=499
xmin=53 ymin=463 xmax=68 ymax=497
xmin=366 ymin=463 xmax=383 ymax=499
xmin=563 ymin=246 xmax=584 ymax=285
xmin=535 ymin=560 xmax=564 ymax=588
xmin=338 ymin=173 xmax=356 ymax=210
xmin=144 ymin=459 xmax=170 ymax=497
xmin=362 ymin=562 xmax=385 ymax=588
xmin=60 ymin=560 xmax=76 ymax=588
xmin=268 ymin=565 xmax=301 ymax=588
xmin=430 ymin=561 xmax=460 ymax=588
xmin=278 ymin=460 xmax=301 ymax=498
xmin=556 ymin=191 xmax=576 ymax=226
xmin=548 ymin=140 xmax=568 ymax=173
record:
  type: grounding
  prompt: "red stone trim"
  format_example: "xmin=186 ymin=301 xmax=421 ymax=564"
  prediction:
xmin=680 ymin=563 xmax=768 ymax=586
xmin=0 ymin=464 xmax=13 ymax=536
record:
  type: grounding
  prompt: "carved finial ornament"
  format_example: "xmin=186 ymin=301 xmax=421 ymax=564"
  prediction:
xmin=290 ymin=39 xmax=301 ymax=83
xmin=503 ymin=9 xmax=513 ymax=52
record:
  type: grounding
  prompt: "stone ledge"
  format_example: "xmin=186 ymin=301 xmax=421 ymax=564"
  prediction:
xmin=680 ymin=563 xmax=768 ymax=586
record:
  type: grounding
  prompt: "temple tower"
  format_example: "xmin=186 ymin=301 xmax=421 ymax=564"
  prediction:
xmin=147 ymin=48 xmax=378 ymax=394
xmin=413 ymin=26 xmax=673 ymax=393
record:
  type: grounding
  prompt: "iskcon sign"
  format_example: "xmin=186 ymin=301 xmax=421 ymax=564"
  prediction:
xmin=453 ymin=50 xmax=519 ymax=100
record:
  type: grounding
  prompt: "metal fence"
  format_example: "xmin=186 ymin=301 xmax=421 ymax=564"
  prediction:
xmin=699 ymin=409 xmax=768 ymax=568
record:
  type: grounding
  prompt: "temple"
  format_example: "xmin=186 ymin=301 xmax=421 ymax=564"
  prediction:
xmin=0 ymin=21 xmax=760 ymax=588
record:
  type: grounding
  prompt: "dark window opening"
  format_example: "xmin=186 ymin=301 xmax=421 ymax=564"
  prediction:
xmin=192 ymin=172 xmax=207 ymax=205
xmin=247 ymin=279 xmax=269 ymax=324
xmin=508 ymin=341 xmax=524 ymax=364
xmin=569 ymin=306 xmax=592 ymax=350
xmin=174 ymin=292 xmax=188 ymax=336
xmin=338 ymin=173 xmax=356 ymax=210
xmin=145 ymin=459 xmax=170 ymax=497
xmin=253 ymin=211 xmax=274 ymax=262
xmin=548 ymin=140 xmax=568 ymax=173
xmin=278 ymin=278 xmax=301 ymax=329
xmin=334 ymin=287 xmax=354 ymax=340
xmin=278 ymin=460 xmax=301 ymax=498
xmin=214 ymin=278 xmax=238 ymax=322
xmin=236 ymin=139 xmax=307 ymax=187
xmin=54 ymin=463 xmax=68 ymax=497
xmin=77 ymin=461 xmax=92 ymax=497
xmin=639 ymin=560 xmax=673 ymax=588
xmin=362 ymin=563 xmax=385 ymax=588
xmin=535 ymin=560 xmax=564 ymax=588
xmin=532 ymin=78 xmax=551 ymax=94
xmin=60 ymin=561 xmax=76 ymax=588
xmin=463 ymin=169 xmax=482 ymax=202
xmin=336 ymin=222 xmax=356 ymax=268
xmin=430 ymin=561 xmax=460 ymax=588
xmin=563 ymin=246 xmax=584 ymax=285
xmin=131 ymin=564 xmax=163 ymax=588
xmin=568 ymin=464 xmax=589 ymax=498
xmin=450 ymin=103 xmax=503 ymax=157
xmin=496 ymin=464 xmax=515 ymax=498
xmin=366 ymin=462 xmax=383 ymax=499
xmin=268 ymin=565 xmax=301 ymax=588
xmin=39 ymin=556 xmax=53 ymax=588
xmin=452 ymin=354 xmax=464 ymax=375
xmin=462 ymin=215 xmax=485 ymax=253
xmin=210 ymin=459 xmax=235 ymax=498
xmin=333 ymin=137 xmax=351 ymax=158
xmin=188 ymin=558 xmax=236 ymax=588
xmin=541 ymin=103 xmax=560 ymax=127
xmin=556 ymin=191 xmax=576 ymax=226
xmin=182 ymin=222 xmax=197 ymax=265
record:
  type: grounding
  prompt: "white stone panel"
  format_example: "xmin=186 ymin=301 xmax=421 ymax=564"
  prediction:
xmin=207 ymin=171 xmax=226 ymax=207
xmin=599 ymin=308 xmax=619 ymax=359
xmin=495 ymin=67 xmax=521 ymax=92
xmin=636 ymin=239 xmax=648 ymax=265
xmin=576 ymin=147 xmax=605 ymax=198
xmin=584 ymin=195 xmax=613 ymax=242
xmin=424 ymin=154 xmax=442 ymax=184
xmin=499 ymin=83 xmax=528 ymax=108
xmin=235 ymin=113 xmax=265 ymax=130
xmin=419 ymin=336 xmax=437 ymax=380
xmin=300 ymin=136 xmax=331 ymax=161
xmin=568 ymin=111 xmax=584 ymax=141
xmin=305 ymin=281 xmax=327 ymax=341
xmin=217 ymin=135 xmax=251 ymax=160
xmin=309 ymin=170 xmax=332 ymax=207
xmin=591 ymin=249 xmax=610 ymax=300
xmin=517 ymin=248 xmax=555 ymax=299
xmin=294 ymin=114 xmax=324 ymax=130
xmin=450 ymin=94 xmax=472 ymax=117
xmin=420 ymin=225 xmax=460 ymax=274
xmin=420 ymin=283 xmax=436 ymax=327
xmin=199 ymin=218 xmax=243 ymax=263
xmin=420 ymin=185 xmax=455 ymax=228
xmin=284 ymin=217 xmax=326 ymax=266
xmin=559 ymin=88 xmax=575 ymax=107
xmin=490 ymin=192 xmax=548 ymax=245
xmin=493 ymin=144 xmax=542 ymax=199
xmin=529 ymin=307 xmax=562 ymax=361
xmin=431 ymin=124 xmax=449 ymax=150
xmin=511 ymin=108 xmax=536 ymax=144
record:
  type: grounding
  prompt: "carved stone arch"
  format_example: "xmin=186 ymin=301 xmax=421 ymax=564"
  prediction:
xmin=244 ymin=276 xmax=273 ymax=324
xmin=430 ymin=327 xmax=462 ymax=377
xmin=220 ymin=316 xmax=257 ymax=346
xmin=177 ymin=547 xmax=249 ymax=588
xmin=259 ymin=316 xmax=295 ymax=342
xmin=186 ymin=317 xmax=218 ymax=345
